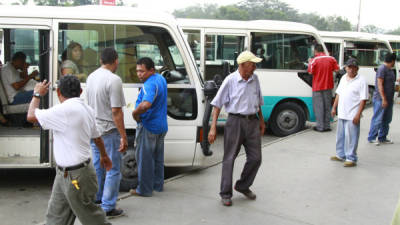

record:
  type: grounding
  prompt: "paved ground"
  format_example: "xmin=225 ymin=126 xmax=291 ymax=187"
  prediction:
xmin=83 ymin=104 xmax=400 ymax=225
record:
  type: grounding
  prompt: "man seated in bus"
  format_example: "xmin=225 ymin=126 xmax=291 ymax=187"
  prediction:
xmin=1 ymin=51 xmax=38 ymax=105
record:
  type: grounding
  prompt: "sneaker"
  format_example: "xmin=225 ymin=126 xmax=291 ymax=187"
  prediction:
xmin=344 ymin=161 xmax=357 ymax=167
xmin=106 ymin=208 xmax=124 ymax=219
xmin=330 ymin=156 xmax=345 ymax=162
xmin=379 ymin=139 xmax=394 ymax=145
xmin=221 ymin=198 xmax=232 ymax=206
xmin=368 ymin=140 xmax=380 ymax=146
xmin=234 ymin=186 xmax=256 ymax=200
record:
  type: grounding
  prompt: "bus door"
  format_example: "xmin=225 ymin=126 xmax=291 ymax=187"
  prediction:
xmin=202 ymin=29 xmax=247 ymax=81
xmin=0 ymin=26 xmax=51 ymax=167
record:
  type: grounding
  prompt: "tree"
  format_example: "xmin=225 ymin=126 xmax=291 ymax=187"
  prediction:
xmin=217 ymin=5 xmax=249 ymax=20
xmin=325 ymin=16 xmax=352 ymax=31
xmin=173 ymin=4 xmax=219 ymax=19
xmin=387 ymin=27 xmax=400 ymax=35
xmin=361 ymin=24 xmax=384 ymax=34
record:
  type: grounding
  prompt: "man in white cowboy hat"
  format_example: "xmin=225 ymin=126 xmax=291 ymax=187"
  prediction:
xmin=208 ymin=50 xmax=265 ymax=206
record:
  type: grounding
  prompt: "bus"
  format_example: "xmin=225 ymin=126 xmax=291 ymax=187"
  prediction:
xmin=319 ymin=31 xmax=394 ymax=103
xmin=178 ymin=18 xmax=329 ymax=137
xmin=379 ymin=34 xmax=400 ymax=71
xmin=0 ymin=6 xmax=217 ymax=190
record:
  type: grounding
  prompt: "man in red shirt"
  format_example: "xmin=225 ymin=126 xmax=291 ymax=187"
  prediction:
xmin=308 ymin=44 xmax=339 ymax=132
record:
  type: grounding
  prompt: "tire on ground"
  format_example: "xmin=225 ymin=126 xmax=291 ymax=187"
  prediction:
xmin=269 ymin=102 xmax=306 ymax=137
xmin=119 ymin=148 xmax=138 ymax=192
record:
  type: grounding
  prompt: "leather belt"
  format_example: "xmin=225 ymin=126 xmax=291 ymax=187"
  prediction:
xmin=57 ymin=158 xmax=91 ymax=172
xmin=229 ymin=113 xmax=258 ymax=120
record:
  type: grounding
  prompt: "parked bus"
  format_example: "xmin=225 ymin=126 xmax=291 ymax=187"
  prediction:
xmin=179 ymin=18 xmax=329 ymax=136
xmin=0 ymin=6 xmax=219 ymax=190
xmin=379 ymin=34 xmax=400 ymax=70
xmin=319 ymin=31 xmax=394 ymax=103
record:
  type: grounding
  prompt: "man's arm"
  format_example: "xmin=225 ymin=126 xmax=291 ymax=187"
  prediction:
xmin=377 ymin=78 xmax=387 ymax=108
xmin=353 ymin=100 xmax=366 ymax=125
xmin=12 ymin=70 xmax=38 ymax=91
xmin=258 ymin=107 xmax=265 ymax=136
xmin=93 ymin=137 xmax=112 ymax=171
xmin=208 ymin=106 xmax=221 ymax=144
xmin=132 ymin=101 xmax=152 ymax=122
xmin=331 ymin=94 xmax=339 ymax=118
xmin=112 ymin=107 xmax=128 ymax=153
xmin=27 ymin=80 xmax=49 ymax=123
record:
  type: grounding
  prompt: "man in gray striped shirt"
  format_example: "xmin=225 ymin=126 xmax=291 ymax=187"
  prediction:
xmin=208 ymin=51 xmax=265 ymax=207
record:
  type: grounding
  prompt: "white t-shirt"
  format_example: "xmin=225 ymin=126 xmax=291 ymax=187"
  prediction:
xmin=336 ymin=74 xmax=369 ymax=121
xmin=35 ymin=98 xmax=100 ymax=167
xmin=86 ymin=67 xmax=126 ymax=135
xmin=1 ymin=62 xmax=20 ymax=103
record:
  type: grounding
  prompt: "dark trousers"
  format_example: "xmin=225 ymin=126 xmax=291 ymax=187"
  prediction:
xmin=220 ymin=115 xmax=262 ymax=199
xmin=312 ymin=89 xmax=332 ymax=130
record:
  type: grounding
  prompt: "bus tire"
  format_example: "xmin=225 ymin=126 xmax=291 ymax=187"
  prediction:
xmin=119 ymin=148 xmax=138 ymax=192
xmin=269 ymin=102 xmax=306 ymax=137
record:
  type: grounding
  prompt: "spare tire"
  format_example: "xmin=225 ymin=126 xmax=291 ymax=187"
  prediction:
xmin=119 ymin=136 xmax=138 ymax=192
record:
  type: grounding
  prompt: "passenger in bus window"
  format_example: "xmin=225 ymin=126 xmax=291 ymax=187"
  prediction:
xmin=0 ymin=56 xmax=9 ymax=126
xmin=208 ymin=51 xmax=265 ymax=207
xmin=61 ymin=41 xmax=88 ymax=82
xmin=1 ymin=52 xmax=38 ymax=105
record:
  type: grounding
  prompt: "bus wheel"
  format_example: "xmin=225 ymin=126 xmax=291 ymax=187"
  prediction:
xmin=269 ymin=102 xmax=305 ymax=137
xmin=367 ymin=86 xmax=374 ymax=105
xmin=120 ymin=148 xmax=138 ymax=192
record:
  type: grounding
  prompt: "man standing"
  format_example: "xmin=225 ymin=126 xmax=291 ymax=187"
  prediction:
xmin=367 ymin=53 xmax=397 ymax=145
xmin=27 ymin=75 xmax=112 ymax=225
xmin=86 ymin=48 xmax=128 ymax=218
xmin=130 ymin=57 xmax=168 ymax=197
xmin=330 ymin=59 xmax=368 ymax=167
xmin=308 ymin=44 xmax=339 ymax=132
xmin=208 ymin=51 xmax=265 ymax=207
xmin=1 ymin=52 xmax=38 ymax=104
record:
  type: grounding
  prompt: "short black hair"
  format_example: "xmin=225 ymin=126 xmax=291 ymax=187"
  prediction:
xmin=101 ymin=48 xmax=118 ymax=65
xmin=58 ymin=75 xmax=81 ymax=98
xmin=137 ymin=57 xmax=155 ymax=70
xmin=384 ymin=53 xmax=397 ymax=63
xmin=12 ymin=52 xmax=26 ymax=62
xmin=314 ymin=44 xmax=324 ymax=53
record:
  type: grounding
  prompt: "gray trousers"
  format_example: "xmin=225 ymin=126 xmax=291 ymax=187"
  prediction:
xmin=220 ymin=115 xmax=262 ymax=199
xmin=46 ymin=162 xmax=111 ymax=225
xmin=312 ymin=89 xmax=332 ymax=130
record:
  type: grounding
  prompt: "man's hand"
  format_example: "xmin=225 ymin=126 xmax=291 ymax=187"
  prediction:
xmin=260 ymin=121 xmax=265 ymax=136
xmin=353 ymin=115 xmax=361 ymax=125
xmin=132 ymin=112 xmax=141 ymax=123
xmin=331 ymin=108 xmax=337 ymax=118
xmin=119 ymin=137 xmax=128 ymax=153
xmin=208 ymin=126 xmax=217 ymax=144
xmin=29 ymin=70 xmax=39 ymax=79
xmin=33 ymin=80 xmax=50 ymax=96
xmin=100 ymin=155 xmax=112 ymax=171
xmin=382 ymin=98 xmax=388 ymax=108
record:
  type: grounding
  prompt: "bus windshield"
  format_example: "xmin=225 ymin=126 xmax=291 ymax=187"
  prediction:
xmin=344 ymin=41 xmax=390 ymax=67
xmin=390 ymin=42 xmax=400 ymax=62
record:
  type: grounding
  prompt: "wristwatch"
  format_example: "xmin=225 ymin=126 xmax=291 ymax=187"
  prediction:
xmin=33 ymin=92 xmax=41 ymax=98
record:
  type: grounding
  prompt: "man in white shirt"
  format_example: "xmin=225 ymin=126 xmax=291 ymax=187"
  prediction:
xmin=1 ymin=52 xmax=38 ymax=104
xmin=330 ymin=58 xmax=368 ymax=167
xmin=26 ymin=75 xmax=112 ymax=225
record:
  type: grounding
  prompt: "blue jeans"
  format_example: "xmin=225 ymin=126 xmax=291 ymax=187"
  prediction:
xmin=367 ymin=99 xmax=393 ymax=142
xmin=91 ymin=129 xmax=121 ymax=212
xmin=135 ymin=124 xmax=166 ymax=196
xmin=336 ymin=119 xmax=360 ymax=162
xmin=11 ymin=90 xmax=33 ymax=104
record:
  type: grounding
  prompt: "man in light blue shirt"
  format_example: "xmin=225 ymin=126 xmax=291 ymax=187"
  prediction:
xmin=208 ymin=51 xmax=265 ymax=206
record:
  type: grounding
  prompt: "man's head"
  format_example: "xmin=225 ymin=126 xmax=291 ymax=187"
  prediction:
xmin=11 ymin=52 xmax=27 ymax=70
xmin=314 ymin=44 xmax=324 ymax=54
xmin=345 ymin=58 xmax=359 ymax=77
xmin=236 ymin=51 xmax=262 ymax=79
xmin=56 ymin=75 xmax=82 ymax=102
xmin=384 ymin=52 xmax=397 ymax=68
xmin=136 ymin=57 xmax=155 ymax=82
xmin=100 ymin=48 xmax=119 ymax=72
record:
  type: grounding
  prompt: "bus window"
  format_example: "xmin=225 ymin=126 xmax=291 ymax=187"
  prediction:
xmin=390 ymin=42 xmax=400 ymax=62
xmin=183 ymin=29 xmax=200 ymax=66
xmin=58 ymin=23 xmax=190 ymax=84
xmin=204 ymin=34 xmax=244 ymax=80
xmin=251 ymin=32 xmax=317 ymax=70
xmin=325 ymin=43 xmax=341 ymax=63
xmin=344 ymin=41 xmax=390 ymax=67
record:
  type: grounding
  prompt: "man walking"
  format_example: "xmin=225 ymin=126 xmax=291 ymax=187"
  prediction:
xmin=86 ymin=47 xmax=128 ymax=217
xmin=330 ymin=58 xmax=368 ymax=167
xmin=308 ymin=44 xmax=339 ymax=132
xmin=27 ymin=75 xmax=112 ymax=225
xmin=130 ymin=57 xmax=168 ymax=197
xmin=208 ymin=51 xmax=265 ymax=207
xmin=367 ymin=53 xmax=397 ymax=145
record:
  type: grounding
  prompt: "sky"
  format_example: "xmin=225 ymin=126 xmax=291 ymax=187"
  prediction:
xmin=1 ymin=0 xmax=399 ymax=30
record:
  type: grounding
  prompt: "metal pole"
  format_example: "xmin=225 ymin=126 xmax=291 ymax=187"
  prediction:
xmin=357 ymin=0 xmax=362 ymax=32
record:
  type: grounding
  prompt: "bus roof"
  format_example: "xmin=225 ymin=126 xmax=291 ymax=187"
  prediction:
xmin=378 ymin=34 xmax=400 ymax=43
xmin=0 ymin=5 xmax=177 ymax=25
xmin=178 ymin=18 xmax=320 ymax=35
xmin=319 ymin=31 xmax=387 ymax=43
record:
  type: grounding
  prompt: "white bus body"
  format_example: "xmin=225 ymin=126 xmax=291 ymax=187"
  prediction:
xmin=179 ymin=18 xmax=328 ymax=136
xmin=379 ymin=34 xmax=400 ymax=73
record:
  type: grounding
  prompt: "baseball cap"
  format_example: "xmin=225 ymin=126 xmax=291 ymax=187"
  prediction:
xmin=345 ymin=58 xmax=359 ymax=67
xmin=236 ymin=51 xmax=262 ymax=64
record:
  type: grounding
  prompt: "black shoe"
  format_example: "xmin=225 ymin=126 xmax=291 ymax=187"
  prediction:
xmin=221 ymin=198 xmax=232 ymax=206
xmin=323 ymin=128 xmax=332 ymax=132
xmin=234 ymin=186 xmax=257 ymax=200
xmin=313 ymin=127 xmax=323 ymax=132
xmin=106 ymin=208 xmax=124 ymax=219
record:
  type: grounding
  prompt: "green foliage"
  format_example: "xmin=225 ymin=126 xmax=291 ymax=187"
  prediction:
xmin=173 ymin=4 xmax=219 ymax=19
xmin=361 ymin=24 xmax=385 ymax=34
xmin=387 ymin=27 xmax=400 ymax=35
